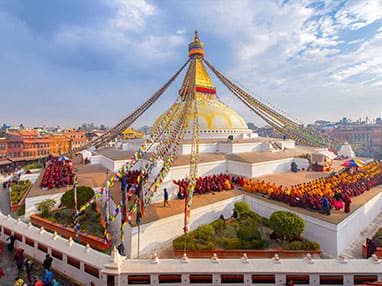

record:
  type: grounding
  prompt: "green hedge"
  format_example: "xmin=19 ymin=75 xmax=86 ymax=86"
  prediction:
xmin=60 ymin=186 xmax=95 ymax=209
xmin=237 ymin=226 xmax=261 ymax=241
xmin=194 ymin=224 xmax=214 ymax=241
xmin=283 ymin=238 xmax=320 ymax=250
xmin=373 ymin=228 xmax=382 ymax=246
xmin=23 ymin=163 xmax=42 ymax=170
xmin=10 ymin=180 xmax=31 ymax=204
xmin=269 ymin=211 xmax=305 ymax=241
xmin=172 ymin=209 xmax=318 ymax=252
xmin=16 ymin=204 xmax=25 ymax=216
xmin=234 ymin=201 xmax=251 ymax=215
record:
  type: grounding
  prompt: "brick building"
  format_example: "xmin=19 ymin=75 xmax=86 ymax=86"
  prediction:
xmin=0 ymin=130 xmax=87 ymax=166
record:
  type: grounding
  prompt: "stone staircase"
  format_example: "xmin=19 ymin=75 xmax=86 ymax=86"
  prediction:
xmin=341 ymin=212 xmax=382 ymax=258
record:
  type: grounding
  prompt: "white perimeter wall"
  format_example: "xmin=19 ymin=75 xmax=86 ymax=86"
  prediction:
xmin=244 ymin=192 xmax=382 ymax=256
xmin=123 ymin=191 xmax=382 ymax=258
xmin=232 ymin=142 xmax=269 ymax=153
xmin=124 ymin=195 xmax=243 ymax=258
xmin=227 ymin=158 xmax=309 ymax=178
xmin=179 ymin=143 xmax=218 ymax=155
xmin=337 ymin=191 xmax=382 ymax=255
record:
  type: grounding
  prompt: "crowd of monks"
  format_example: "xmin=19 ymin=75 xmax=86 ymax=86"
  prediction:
xmin=40 ymin=156 xmax=75 ymax=189
xmin=242 ymin=161 xmax=382 ymax=213
xmin=120 ymin=170 xmax=140 ymax=197
xmin=173 ymin=174 xmax=232 ymax=197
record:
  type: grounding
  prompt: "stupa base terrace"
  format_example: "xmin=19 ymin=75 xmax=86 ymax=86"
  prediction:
xmin=21 ymin=138 xmax=382 ymax=259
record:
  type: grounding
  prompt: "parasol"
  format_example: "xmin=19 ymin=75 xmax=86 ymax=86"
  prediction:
xmin=342 ymin=158 xmax=364 ymax=167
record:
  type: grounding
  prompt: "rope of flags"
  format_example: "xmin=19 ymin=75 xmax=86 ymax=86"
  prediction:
xmin=184 ymin=94 xmax=200 ymax=234
xmin=203 ymin=58 xmax=339 ymax=149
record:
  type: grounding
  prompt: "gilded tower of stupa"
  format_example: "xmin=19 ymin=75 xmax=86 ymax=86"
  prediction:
xmin=156 ymin=31 xmax=251 ymax=139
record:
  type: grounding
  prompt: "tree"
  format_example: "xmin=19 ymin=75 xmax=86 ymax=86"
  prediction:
xmin=36 ymin=199 xmax=56 ymax=218
xmin=234 ymin=201 xmax=251 ymax=216
xmin=60 ymin=186 xmax=95 ymax=209
xmin=269 ymin=211 xmax=305 ymax=241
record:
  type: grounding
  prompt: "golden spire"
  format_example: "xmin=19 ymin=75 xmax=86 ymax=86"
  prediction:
xmin=188 ymin=30 xmax=204 ymax=57
xmin=192 ymin=30 xmax=204 ymax=48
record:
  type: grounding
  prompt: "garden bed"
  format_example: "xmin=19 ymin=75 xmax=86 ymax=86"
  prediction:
xmin=30 ymin=205 xmax=111 ymax=252
xmin=10 ymin=180 xmax=32 ymax=212
xmin=173 ymin=202 xmax=320 ymax=258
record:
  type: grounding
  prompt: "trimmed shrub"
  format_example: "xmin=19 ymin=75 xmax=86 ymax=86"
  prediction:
xmin=223 ymin=238 xmax=242 ymax=249
xmin=60 ymin=186 xmax=95 ymax=209
xmin=261 ymin=217 xmax=270 ymax=227
xmin=194 ymin=224 xmax=214 ymax=241
xmin=173 ymin=234 xmax=193 ymax=250
xmin=223 ymin=223 xmax=239 ymax=238
xmin=373 ymin=228 xmax=382 ymax=246
xmin=196 ymin=241 xmax=216 ymax=250
xmin=23 ymin=163 xmax=42 ymax=170
xmin=35 ymin=199 xmax=56 ymax=218
xmin=240 ymin=240 xmax=253 ymax=249
xmin=234 ymin=201 xmax=251 ymax=215
xmin=269 ymin=211 xmax=305 ymax=241
xmin=16 ymin=204 xmax=25 ymax=216
xmin=301 ymin=238 xmax=320 ymax=250
xmin=283 ymin=240 xmax=303 ymax=250
xmin=252 ymin=239 xmax=270 ymax=250
xmin=237 ymin=226 xmax=261 ymax=241
xmin=10 ymin=180 xmax=31 ymax=204
xmin=211 ymin=219 xmax=225 ymax=233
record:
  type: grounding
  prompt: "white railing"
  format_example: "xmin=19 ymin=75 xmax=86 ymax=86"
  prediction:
xmin=0 ymin=212 xmax=109 ymax=285
xmin=2 ymin=212 xmax=382 ymax=286
xmin=104 ymin=255 xmax=382 ymax=286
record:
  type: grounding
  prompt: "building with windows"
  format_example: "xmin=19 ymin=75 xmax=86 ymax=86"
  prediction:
xmin=0 ymin=130 xmax=87 ymax=166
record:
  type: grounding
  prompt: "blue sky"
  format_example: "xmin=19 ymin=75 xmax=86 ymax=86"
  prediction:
xmin=1 ymin=0 xmax=381 ymax=128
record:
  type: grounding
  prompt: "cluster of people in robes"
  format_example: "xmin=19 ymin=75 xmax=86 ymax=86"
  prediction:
xmin=120 ymin=170 xmax=141 ymax=198
xmin=243 ymin=161 xmax=382 ymax=215
xmin=40 ymin=156 xmax=74 ymax=189
xmin=173 ymin=174 xmax=233 ymax=198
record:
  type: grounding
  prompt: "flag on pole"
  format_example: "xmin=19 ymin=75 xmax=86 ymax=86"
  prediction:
xmin=73 ymin=176 xmax=78 ymax=213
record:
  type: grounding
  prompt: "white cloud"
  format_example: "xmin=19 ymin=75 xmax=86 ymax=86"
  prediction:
xmin=176 ymin=29 xmax=185 ymax=35
xmin=52 ymin=0 xmax=186 ymax=66
xmin=332 ymin=58 xmax=382 ymax=81
xmin=335 ymin=0 xmax=382 ymax=30
xmin=109 ymin=0 xmax=155 ymax=31
xmin=176 ymin=0 xmax=382 ymax=123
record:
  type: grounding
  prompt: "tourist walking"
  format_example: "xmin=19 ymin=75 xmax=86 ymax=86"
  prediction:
xmin=7 ymin=233 xmax=16 ymax=251
xmin=43 ymin=268 xmax=53 ymax=286
xmin=163 ymin=188 xmax=171 ymax=207
xmin=25 ymin=258 xmax=34 ymax=283
xmin=43 ymin=253 xmax=53 ymax=270
xmin=14 ymin=248 xmax=25 ymax=272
